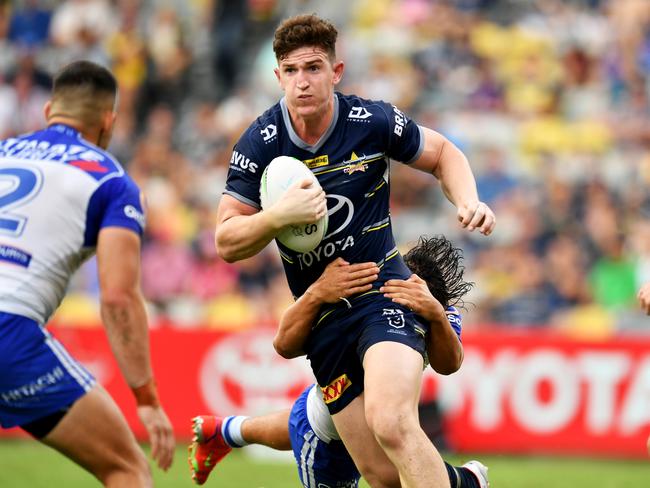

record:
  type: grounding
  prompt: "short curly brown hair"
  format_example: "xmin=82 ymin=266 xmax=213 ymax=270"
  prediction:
xmin=273 ymin=14 xmax=338 ymax=61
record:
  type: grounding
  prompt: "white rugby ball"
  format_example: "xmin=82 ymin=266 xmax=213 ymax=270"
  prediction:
xmin=260 ymin=155 xmax=328 ymax=253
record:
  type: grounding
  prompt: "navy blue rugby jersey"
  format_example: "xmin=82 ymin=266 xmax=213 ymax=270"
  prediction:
xmin=224 ymin=93 xmax=425 ymax=298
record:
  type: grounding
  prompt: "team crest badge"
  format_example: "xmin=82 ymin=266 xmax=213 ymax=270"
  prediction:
xmin=344 ymin=161 xmax=368 ymax=175
xmin=344 ymin=152 xmax=369 ymax=175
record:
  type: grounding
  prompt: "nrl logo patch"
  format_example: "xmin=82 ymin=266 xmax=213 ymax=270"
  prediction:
xmin=382 ymin=308 xmax=405 ymax=329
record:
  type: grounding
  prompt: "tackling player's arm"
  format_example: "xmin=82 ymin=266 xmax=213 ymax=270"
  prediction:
xmin=381 ymin=274 xmax=463 ymax=375
xmin=638 ymin=282 xmax=650 ymax=315
xmin=97 ymin=227 xmax=175 ymax=470
xmin=274 ymin=258 xmax=379 ymax=358
xmin=410 ymin=127 xmax=496 ymax=236
xmin=215 ymin=180 xmax=327 ymax=263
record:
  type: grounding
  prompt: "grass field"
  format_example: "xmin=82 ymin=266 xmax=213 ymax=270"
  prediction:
xmin=1 ymin=439 xmax=649 ymax=487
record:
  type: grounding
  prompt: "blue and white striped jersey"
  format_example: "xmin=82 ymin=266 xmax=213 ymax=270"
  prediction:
xmin=0 ymin=124 xmax=145 ymax=324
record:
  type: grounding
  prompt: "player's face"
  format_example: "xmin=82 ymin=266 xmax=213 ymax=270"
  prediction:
xmin=275 ymin=46 xmax=344 ymax=119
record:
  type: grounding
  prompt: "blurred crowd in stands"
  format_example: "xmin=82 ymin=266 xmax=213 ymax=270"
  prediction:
xmin=2 ymin=0 xmax=650 ymax=335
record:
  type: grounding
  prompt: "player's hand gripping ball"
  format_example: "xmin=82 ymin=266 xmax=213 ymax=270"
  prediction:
xmin=260 ymin=156 xmax=328 ymax=253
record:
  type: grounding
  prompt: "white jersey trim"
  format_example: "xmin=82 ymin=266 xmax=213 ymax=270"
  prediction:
xmin=44 ymin=332 xmax=94 ymax=392
xmin=306 ymin=384 xmax=340 ymax=443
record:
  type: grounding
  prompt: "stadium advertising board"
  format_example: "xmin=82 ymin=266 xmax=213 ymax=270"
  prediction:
xmin=3 ymin=326 xmax=649 ymax=458
xmin=423 ymin=328 xmax=650 ymax=458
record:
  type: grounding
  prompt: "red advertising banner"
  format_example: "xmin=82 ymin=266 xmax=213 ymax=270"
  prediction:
xmin=48 ymin=326 xmax=315 ymax=441
xmin=3 ymin=326 xmax=650 ymax=459
xmin=422 ymin=328 xmax=650 ymax=458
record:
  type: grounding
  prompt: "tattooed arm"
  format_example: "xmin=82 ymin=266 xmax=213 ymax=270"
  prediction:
xmin=97 ymin=227 xmax=174 ymax=470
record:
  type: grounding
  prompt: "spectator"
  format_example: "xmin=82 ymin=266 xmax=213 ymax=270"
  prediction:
xmin=8 ymin=0 xmax=52 ymax=49
xmin=0 ymin=0 xmax=646 ymax=332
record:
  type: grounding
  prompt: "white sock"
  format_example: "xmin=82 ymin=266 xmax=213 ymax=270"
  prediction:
xmin=221 ymin=415 xmax=249 ymax=448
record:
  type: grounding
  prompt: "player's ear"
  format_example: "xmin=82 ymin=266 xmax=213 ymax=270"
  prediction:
xmin=274 ymin=67 xmax=283 ymax=89
xmin=43 ymin=100 xmax=52 ymax=120
xmin=101 ymin=108 xmax=116 ymax=131
xmin=332 ymin=61 xmax=344 ymax=85
xmin=96 ymin=109 xmax=117 ymax=149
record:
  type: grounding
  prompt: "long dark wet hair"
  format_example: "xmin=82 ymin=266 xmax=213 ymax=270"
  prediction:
xmin=403 ymin=235 xmax=474 ymax=309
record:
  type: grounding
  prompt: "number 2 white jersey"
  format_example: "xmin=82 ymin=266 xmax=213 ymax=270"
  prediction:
xmin=0 ymin=124 xmax=145 ymax=325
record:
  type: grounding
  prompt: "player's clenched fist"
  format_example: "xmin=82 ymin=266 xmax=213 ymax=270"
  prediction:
xmin=638 ymin=283 xmax=650 ymax=315
xmin=268 ymin=178 xmax=327 ymax=227
xmin=457 ymin=200 xmax=495 ymax=236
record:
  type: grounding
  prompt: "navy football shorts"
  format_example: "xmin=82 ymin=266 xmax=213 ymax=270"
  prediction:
xmin=289 ymin=385 xmax=360 ymax=488
xmin=304 ymin=293 xmax=427 ymax=415
xmin=0 ymin=311 xmax=95 ymax=429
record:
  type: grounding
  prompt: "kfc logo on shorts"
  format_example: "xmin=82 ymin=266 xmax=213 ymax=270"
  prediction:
xmin=382 ymin=308 xmax=405 ymax=328
xmin=321 ymin=373 xmax=351 ymax=404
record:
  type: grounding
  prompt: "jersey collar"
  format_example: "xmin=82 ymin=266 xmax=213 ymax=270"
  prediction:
xmin=280 ymin=94 xmax=339 ymax=154
xmin=47 ymin=123 xmax=82 ymax=138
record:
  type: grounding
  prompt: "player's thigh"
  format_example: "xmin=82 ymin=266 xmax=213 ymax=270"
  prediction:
xmin=332 ymin=394 xmax=399 ymax=488
xmin=362 ymin=341 xmax=424 ymax=423
xmin=42 ymin=385 xmax=149 ymax=481
xmin=356 ymin=299 xmax=426 ymax=414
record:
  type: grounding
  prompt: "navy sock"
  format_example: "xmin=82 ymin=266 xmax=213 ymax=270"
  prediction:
xmin=444 ymin=462 xmax=480 ymax=488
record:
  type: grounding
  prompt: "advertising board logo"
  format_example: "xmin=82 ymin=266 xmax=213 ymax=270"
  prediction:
xmin=199 ymin=330 xmax=313 ymax=414
xmin=321 ymin=373 xmax=351 ymax=404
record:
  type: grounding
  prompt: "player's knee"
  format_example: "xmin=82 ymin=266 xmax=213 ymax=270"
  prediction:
xmin=365 ymin=403 xmax=417 ymax=451
xmin=128 ymin=447 xmax=152 ymax=482
xmin=98 ymin=446 xmax=152 ymax=487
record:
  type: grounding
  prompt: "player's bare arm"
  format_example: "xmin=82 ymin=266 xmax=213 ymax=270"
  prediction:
xmin=411 ymin=127 xmax=496 ymax=236
xmin=274 ymin=258 xmax=379 ymax=358
xmin=381 ymin=274 xmax=463 ymax=375
xmin=638 ymin=282 xmax=650 ymax=315
xmin=97 ymin=227 xmax=175 ymax=470
xmin=215 ymin=180 xmax=326 ymax=263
